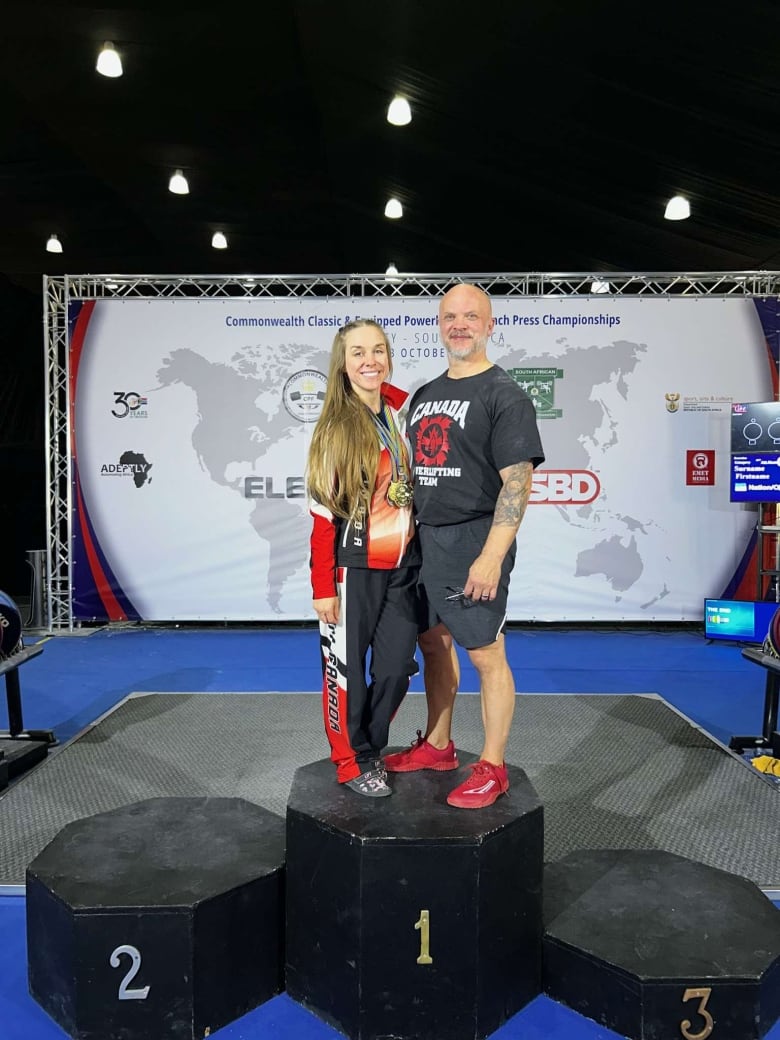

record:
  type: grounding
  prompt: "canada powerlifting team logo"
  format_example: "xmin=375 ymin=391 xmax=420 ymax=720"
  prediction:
xmin=414 ymin=415 xmax=453 ymax=466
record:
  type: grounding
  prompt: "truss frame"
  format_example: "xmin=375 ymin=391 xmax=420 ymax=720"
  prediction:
xmin=44 ymin=270 xmax=780 ymax=630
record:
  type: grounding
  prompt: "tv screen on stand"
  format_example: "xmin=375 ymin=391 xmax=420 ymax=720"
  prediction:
xmin=704 ymin=599 xmax=779 ymax=643
xmin=730 ymin=402 xmax=780 ymax=504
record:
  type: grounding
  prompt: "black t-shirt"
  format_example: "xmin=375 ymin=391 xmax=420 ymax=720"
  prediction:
xmin=406 ymin=365 xmax=545 ymax=526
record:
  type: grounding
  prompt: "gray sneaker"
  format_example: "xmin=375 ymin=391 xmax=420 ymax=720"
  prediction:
xmin=345 ymin=768 xmax=392 ymax=798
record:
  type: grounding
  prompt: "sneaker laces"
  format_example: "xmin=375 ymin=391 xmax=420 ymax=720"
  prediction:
xmin=465 ymin=762 xmax=502 ymax=784
xmin=361 ymin=769 xmax=389 ymax=792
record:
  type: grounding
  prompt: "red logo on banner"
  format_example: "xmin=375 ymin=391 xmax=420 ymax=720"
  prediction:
xmin=686 ymin=450 xmax=715 ymax=485
xmin=530 ymin=470 xmax=601 ymax=503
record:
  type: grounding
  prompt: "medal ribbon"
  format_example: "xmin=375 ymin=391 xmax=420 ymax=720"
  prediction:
xmin=371 ymin=403 xmax=409 ymax=483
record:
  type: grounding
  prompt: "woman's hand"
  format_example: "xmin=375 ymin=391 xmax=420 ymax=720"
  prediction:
xmin=313 ymin=596 xmax=340 ymax=625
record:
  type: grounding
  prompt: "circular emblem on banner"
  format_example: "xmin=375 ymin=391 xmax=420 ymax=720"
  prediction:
xmin=283 ymin=369 xmax=328 ymax=423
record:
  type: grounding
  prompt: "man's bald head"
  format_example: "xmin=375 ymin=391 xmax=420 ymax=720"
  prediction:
xmin=439 ymin=283 xmax=495 ymax=362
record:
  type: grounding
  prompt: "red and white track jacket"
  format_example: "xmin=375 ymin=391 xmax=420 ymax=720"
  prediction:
xmin=310 ymin=383 xmax=420 ymax=599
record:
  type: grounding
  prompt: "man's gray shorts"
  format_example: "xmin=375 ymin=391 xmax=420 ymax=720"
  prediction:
xmin=417 ymin=516 xmax=516 ymax=650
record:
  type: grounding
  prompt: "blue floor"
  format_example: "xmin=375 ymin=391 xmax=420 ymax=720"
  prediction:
xmin=2 ymin=624 xmax=779 ymax=1040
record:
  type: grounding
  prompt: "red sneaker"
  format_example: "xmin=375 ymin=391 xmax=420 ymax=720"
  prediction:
xmin=446 ymin=761 xmax=509 ymax=808
xmin=384 ymin=730 xmax=458 ymax=772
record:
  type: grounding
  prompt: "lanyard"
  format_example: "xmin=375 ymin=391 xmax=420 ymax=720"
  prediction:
xmin=371 ymin=403 xmax=409 ymax=481
xmin=371 ymin=403 xmax=413 ymax=507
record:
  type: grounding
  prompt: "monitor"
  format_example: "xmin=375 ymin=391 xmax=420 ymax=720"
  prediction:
xmin=704 ymin=598 xmax=779 ymax=643
xmin=731 ymin=401 xmax=780 ymax=453
xmin=730 ymin=452 xmax=780 ymax=503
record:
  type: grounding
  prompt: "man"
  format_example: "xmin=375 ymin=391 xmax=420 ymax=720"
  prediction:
xmin=384 ymin=283 xmax=544 ymax=808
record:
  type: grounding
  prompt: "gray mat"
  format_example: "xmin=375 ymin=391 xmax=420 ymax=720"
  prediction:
xmin=0 ymin=692 xmax=777 ymax=888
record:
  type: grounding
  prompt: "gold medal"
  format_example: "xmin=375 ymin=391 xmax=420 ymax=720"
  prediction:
xmin=387 ymin=474 xmax=413 ymax=508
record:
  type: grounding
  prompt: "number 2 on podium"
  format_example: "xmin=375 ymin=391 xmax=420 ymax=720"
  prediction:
xmin=415 ymin=910 xmax=433 ymax=965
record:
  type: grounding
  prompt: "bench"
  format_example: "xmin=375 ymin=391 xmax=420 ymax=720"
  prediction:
xmin=729 ymin=646 xmax=780 ymax=758
xmin=0 ymin=642 xmax=57 ymax=788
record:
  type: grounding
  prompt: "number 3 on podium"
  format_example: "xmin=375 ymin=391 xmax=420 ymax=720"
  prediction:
xmin=681 ymin=987 xmax=713 ymax=1040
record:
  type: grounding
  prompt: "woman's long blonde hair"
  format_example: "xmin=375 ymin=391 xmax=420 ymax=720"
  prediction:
xmin=306 ymin=319 xmax=392 ymax=519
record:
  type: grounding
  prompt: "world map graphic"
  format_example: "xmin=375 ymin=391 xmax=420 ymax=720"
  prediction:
xmin=153 ymin=334 xmax=668 ymax=614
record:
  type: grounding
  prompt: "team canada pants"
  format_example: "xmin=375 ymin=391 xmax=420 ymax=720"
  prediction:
xmin=319 ymin=564 xmax=420 ymax=783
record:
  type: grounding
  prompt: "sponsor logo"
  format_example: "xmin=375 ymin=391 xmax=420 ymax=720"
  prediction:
xmin=530 ymin=470 xmax=601 ymax=504
xmin=687 ymin=449 xmax=715 ymax=486
xmin=244 ymin=476 xmax=305 ymax=499
xmin=283 ymin=370 xmax=327 ymax=423
xmin=507 ymin=367 xmax=564 ymax=419
xmin=100 ymin=451 xmax=153 ymax=488
xmin=112 ymin=391 xmax=148 ymax=419
xmin=665 ymin=392 xmax=681 ymax=413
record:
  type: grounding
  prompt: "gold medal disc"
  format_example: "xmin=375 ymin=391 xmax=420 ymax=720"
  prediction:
xmin=387 ymin=479 xmax=413 ymax=508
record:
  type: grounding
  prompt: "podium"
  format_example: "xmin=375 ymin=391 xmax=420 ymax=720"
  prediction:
xmin=543 ymin=849 xmax=780 ymax=1040
xmin=27 ymin=797 xmax=286 ymax=1040
xmin=285 ymin=754 xmax=544 ymax=1040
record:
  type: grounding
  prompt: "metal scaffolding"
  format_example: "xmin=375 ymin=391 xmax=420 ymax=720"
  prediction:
xmin=44 ymin=270 xmax=780 ymax=631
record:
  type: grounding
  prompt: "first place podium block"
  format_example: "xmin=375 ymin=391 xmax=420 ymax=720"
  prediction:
xmin=286 ymin=755 xmax=544 ymax=1040
xmin=27 ymin=797 xmax=286 ymax=1040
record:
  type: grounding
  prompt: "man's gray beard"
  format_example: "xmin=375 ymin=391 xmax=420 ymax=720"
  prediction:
xmin=444 ymin=335 xmax=487 ymax=361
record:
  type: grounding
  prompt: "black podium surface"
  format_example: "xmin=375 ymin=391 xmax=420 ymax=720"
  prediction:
xmin=543 ymin=848 xmax=780 ymax=1040
xmin=27 ymin=796 xmax=286 ymax=1040
xmin=286 ymin=754 xmax=544 ymax=1040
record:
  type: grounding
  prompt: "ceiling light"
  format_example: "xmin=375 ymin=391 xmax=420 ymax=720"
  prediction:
xmin=46 ymin=234 xmax=63 ymax=254
xmin=590 ymin=280 xmax=610 ymax=294
xmin=384 ymin=197 xmax=403 ymax=219
xmin=168 ymin=169 xmax=189 ymax=195
xmin=96 ymin=41 xmax=123 ymax=78
xmin=387 ymin=95 xmax=412 ymax=126
xmin=664 ymin=195 xmax=690 ymax=220
xmin=385 ymin=262 xmax=401 ymax=282
xmin=211 ymin=232 xmax=228 ymax=250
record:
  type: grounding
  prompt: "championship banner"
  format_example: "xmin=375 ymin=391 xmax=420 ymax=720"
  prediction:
xmin=69 ymin=295 xmax=777 ymax=622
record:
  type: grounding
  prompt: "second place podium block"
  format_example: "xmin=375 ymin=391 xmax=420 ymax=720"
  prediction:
xmin=27 ymin=797 xmax=286 ymax=1040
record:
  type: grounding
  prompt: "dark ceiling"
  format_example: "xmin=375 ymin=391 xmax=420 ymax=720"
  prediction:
xmin=1 ymin=0 xmax=779 ymax=298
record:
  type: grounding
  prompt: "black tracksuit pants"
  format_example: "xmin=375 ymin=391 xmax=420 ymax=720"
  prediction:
xmin=319 ymin=564 xmax=419 ymax=783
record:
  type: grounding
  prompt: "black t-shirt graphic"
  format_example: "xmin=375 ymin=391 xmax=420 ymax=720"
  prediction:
xmin=407 ymin=366 xmax=545 ymax=527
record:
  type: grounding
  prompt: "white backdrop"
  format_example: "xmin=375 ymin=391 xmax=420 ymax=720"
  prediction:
xmin=70 ymin=295 xmax=774 ymax=621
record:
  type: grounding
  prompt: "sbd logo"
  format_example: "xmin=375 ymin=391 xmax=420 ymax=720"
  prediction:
xmin=531 ymin=470 xmax=601 ymax=504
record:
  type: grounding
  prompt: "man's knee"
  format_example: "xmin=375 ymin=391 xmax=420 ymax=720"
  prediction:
xmin=418 ymin=622 xmax=454 ymax=660
xmin=467 ymin=634 xmax=507 ymax=672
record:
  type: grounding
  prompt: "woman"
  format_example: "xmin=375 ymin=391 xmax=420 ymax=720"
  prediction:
xmin=307 ymin=319 xmax=419 ymax=797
